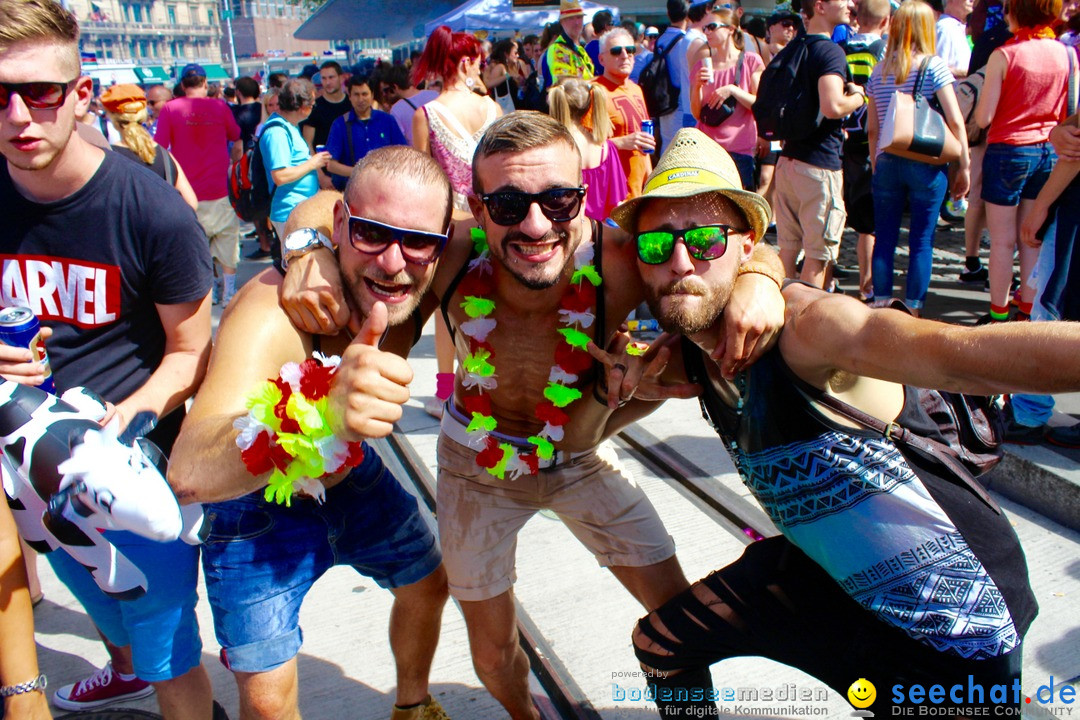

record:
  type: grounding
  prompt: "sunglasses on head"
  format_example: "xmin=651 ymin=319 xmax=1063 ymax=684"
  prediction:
xmin=343 ymin=207 xmax=449 ymax=265
xmin=636 ymin=225 xmax=743 ymax=265
xmin=480 ymin=187 xmax=586 ymax=226
xmin=609 ymin=45 xmax=637 ymax=55
xmin=0 ymin=79 xmax=77 ymax=111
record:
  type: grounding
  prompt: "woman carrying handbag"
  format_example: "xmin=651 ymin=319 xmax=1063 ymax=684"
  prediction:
xmin=867 ymin=0 xmax=969 ymax=315
xmin=689 ymin=6 xmax=765 ymax=191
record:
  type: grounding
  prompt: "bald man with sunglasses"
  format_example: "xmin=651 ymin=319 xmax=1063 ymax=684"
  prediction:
xmin=167 ymin=146 xmax=453 ymax=720
xmin=278 ymin=111 xmax=785 ymax=719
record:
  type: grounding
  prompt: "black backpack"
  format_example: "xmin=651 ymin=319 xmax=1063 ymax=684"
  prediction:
xmin=228 ymin=116 xmax=288 ymax=223
xmin=639 ymin=31 xmax=686 ymax=117
xmin=753 ymin=34 xmax=828 ymax=142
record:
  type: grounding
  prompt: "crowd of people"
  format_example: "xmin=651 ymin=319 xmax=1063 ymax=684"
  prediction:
xmin=3 ymin=0 xmax=1080 ymax=719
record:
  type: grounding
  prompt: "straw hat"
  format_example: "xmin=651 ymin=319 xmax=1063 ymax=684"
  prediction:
xmin=610 ymin=128 xmax=772 ymax=242
xmin=100 ymin=84 xmax=147 ymax=115
xmin=560 ymin=0 xmax=585 ymax=18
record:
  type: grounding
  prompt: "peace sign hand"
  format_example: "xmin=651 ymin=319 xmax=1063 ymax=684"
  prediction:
xmin=587 ymin=330 xmax=702 ymax=410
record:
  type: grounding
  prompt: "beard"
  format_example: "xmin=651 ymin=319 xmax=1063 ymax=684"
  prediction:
xmin=493 ymin=228 xmax=575 ymax=290
xmin=643 ymin=275 xmax=733 ymax=335
xmin=342 ymin=265 xmax=425 ymax=327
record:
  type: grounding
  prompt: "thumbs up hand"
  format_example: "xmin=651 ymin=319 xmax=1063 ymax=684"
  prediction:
xmin=327 ymin=302 xmax=414 ymax=441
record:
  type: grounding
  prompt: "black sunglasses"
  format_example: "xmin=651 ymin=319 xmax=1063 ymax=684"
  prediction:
xmin=705 ymin=22 xmax=735 ymax=31
xmin=0 ymin=79 xmax=78 ymax=111
xmin=636 ymin=225 xmax=742 ymax=265
xmin=343 ymin=208 xmax=449 ymax=266
xmin=609 ymin=45 xmax=637 ymax=56
xmin=480 ymin=187 xmax=586 ymax=226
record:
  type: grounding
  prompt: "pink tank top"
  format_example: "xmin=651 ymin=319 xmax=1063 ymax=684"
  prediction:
xmin=582 ymin=140 xmax=629 ymax=222
xmin=987 ymin=39 xmax=1072 ymax=146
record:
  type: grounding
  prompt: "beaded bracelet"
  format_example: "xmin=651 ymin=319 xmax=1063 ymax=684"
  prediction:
xmin=234 ymin=353 xmax=365 ymax=506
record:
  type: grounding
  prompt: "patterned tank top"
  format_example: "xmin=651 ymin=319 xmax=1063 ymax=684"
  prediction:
xmin=682 ymin=342 xmax=1038 ymax=660
xmin=424 ymin=99 xmax=499 ymax=214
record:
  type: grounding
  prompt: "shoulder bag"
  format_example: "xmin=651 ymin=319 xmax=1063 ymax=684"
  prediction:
xmin=880 ymin=56 xmax=962 ymax=164
xmin=699 ymin=52 xmax=744 ymax=127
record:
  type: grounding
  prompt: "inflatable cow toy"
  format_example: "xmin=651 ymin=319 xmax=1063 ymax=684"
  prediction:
xmin=0 ymin=381 xmax=204 ymax=599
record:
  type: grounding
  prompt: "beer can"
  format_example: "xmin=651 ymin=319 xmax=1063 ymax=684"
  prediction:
xmin=702 ymin=56 xmax=714 ymax=74
xmin=641 ymin=119 xmax=655 ymax=154
xmin=0 ymin=306 xmax=55 ymax=394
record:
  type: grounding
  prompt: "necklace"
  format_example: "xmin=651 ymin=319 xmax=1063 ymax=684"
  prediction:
xmin=458 ymin=228 xmax=601 ymax=479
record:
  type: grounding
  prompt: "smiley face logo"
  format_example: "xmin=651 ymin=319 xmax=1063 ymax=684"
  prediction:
xmin=848 ymin=678 xmax=876 ymax=709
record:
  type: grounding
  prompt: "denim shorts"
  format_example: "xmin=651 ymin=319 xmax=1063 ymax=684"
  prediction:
xmin=47 ymin=533 xmax=203 ymax=682
xmin=981 ymin=142 xmax=1057 ymax=207
xmin=200 ymin=445 xmax=441 ymax=673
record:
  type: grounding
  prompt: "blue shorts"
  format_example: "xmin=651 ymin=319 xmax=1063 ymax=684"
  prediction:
xmin=200 ymin=445 xmax=441 ymax=673
xmin=47 ymin=533 xmax=202 ymax=682
xmin=981 ymin=142 xmax=1057 ymax=206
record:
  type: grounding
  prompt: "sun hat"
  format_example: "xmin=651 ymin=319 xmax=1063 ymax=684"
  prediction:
xmin=560 ymin=0 xmax=585 ymax=19
xmin=100 ymin=84 xmax=147 ymax=114
xmin=610 ymin=128 xmax=772 ymax=242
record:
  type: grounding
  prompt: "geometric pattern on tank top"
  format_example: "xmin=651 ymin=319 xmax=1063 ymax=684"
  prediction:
xmin=736 ymin=431 xmax=1019 ymax=659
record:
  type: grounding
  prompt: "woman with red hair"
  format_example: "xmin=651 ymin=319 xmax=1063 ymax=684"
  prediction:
xmin=412 ymin=25 xmax=503 ymax=216
xmin=412 ymin=25 xmax=503 ymax=419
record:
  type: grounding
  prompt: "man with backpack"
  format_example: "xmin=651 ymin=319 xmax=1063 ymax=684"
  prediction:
xmin=760 ymin=0 xmax=866 ymax=289
xmin=643 ymin=0 xmax=692 ymax=154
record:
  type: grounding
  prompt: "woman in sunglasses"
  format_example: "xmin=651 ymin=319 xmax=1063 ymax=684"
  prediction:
xmin=411 ymin=24 xmax=503 ymax=418
xmin=99 ymin=84 xmax=198 ymax=211
xmin=689 ymin=7 xmax=766 ymax=191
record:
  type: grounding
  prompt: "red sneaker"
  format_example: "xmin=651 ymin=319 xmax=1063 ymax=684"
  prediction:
xmin=52 ymin=662 xmax=154 ymax=711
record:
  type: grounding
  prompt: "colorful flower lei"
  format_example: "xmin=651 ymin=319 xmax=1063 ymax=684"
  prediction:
xmin=459 ymin=228 xmax=601 ymax=479
xmin=234 ymin=353 xmax=365 ymax=505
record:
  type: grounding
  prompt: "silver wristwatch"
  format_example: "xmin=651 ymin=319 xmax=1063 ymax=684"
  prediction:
xmin=0 ymin=673 xmax=47 ymax=697
xmin=281 ymin=228 xmax=333 ymax=270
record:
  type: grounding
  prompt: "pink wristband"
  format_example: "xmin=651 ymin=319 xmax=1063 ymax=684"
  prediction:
xmin=435 ymin=372 xmax=455 ymax=401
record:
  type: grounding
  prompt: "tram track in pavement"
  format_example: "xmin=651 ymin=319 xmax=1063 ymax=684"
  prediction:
xmin=371 ymin=417 xmax=781 ymax=720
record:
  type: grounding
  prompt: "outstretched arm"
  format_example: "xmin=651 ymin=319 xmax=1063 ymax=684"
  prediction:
xmin=781 ymin=283 xmax=1080 ymax=395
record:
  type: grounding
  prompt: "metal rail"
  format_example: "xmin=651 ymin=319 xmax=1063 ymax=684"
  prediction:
xmin=377 ymin=433 xmax=602 ymax=720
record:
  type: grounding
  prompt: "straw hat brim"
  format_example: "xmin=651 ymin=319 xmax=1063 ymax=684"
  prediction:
xmin=610 ymin=184 xmax=773 ymax=244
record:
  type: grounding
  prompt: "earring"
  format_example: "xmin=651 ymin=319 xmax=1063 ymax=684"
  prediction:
xmin=465 ymin=76 xmax=476 ymax=88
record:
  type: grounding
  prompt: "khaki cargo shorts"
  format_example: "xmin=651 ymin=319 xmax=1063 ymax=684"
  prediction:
xmin=435 ymin=414 xmax=676 ymax=602
xmin=774 ymin=156 xmax=846 ymax=263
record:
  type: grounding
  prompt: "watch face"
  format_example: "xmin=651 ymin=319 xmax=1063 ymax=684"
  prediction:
xmin=284 ymin=229 xmax=318 ymax=252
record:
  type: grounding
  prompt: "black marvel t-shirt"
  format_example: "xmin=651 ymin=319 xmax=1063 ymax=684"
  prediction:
xmin=299 ymin=95 xmax=350 ymax=148
xmin=781 ymin=35 xmax=850 ymax=171
xmin=0 ymin=151 xmax=213 ymax=405
xmin=232 ymin=102 xmax=263 ymax=150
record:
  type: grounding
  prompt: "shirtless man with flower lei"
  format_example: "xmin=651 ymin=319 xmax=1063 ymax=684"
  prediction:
xmin=168 ymin=145 xmax=452 ymax=720
xmin=279 ymin=111 xmax=786 ymax=719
